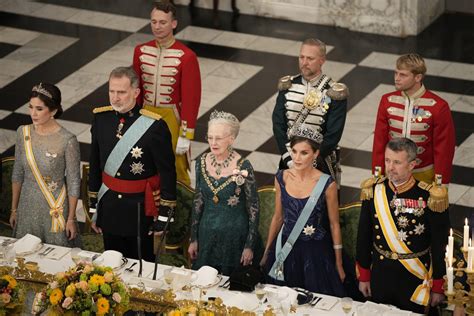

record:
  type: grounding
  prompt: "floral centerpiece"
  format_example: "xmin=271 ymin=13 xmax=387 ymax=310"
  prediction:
xmin=32 ymin=263 xmax=129 ymax=315
xmin=0 ymin=274 xmax=24 ymax=316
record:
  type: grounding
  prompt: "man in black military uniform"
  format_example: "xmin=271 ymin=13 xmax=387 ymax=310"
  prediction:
xmin=88 ymin=66 xmax=176 ymax=261
xmin=272 ymin=38 xmax=348 ymax=187
xmin=356 ymin=137 xmax=449 ymax=314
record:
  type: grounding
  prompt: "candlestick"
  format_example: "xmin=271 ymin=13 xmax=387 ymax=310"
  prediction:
xmin=468 ymin=239 xmax=474 ymax=271
xmin=447 ymin=266 xmax=454 ymax=294
xmin=464 ymin=218 xmax=469 ymax=250
xmin=448 ymin=229 xmax=454 ymax=267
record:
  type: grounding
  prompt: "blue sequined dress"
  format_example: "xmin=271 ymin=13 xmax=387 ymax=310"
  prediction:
xmin=265 ymin=170 xmax=346 ymax=297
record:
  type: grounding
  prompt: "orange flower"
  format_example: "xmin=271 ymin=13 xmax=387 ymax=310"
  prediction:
xmin=96 ymin=297 xmax=110 ymax=315
xmin=49 ymin=288 xmax=63 ymax=305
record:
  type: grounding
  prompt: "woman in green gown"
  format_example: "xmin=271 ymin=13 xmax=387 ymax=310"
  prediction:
xmin=188 ymin=110 xmax=262 ymax=276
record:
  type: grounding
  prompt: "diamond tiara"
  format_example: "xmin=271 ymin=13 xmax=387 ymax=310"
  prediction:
xmin=290 ymin=125 xmax=324 ymax=144
xmin=209 ymin=110 xmax=239 ymax=123
xmin=32 ymin=83 xmax=52 ymax=99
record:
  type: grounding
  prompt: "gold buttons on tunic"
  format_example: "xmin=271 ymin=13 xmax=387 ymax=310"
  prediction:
xmin=116 ymin=172 xmax=121 ymax=177
xmin=407 ymin=241 xmax=412 ymax=245
xmin=375 ymin=225 xmax=380 ymax=229
xmin=412 ymin=219 xmax=416 ymax=224
xmin=379 ymin=256 xmax=384 ymax=260
xmin=376 ymin=235 xmax=381 ymax=240
xmin=118 ymin=194 xmax=122 ymax=199
xmin=374 ymin=214 xmax=378 ymax=218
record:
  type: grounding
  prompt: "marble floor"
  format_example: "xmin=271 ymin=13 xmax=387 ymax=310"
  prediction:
xmin=1 ymin=0 xmax=473 ymax=230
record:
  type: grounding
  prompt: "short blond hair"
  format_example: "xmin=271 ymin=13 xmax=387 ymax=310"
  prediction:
xmin=396 ymin=53 xmax=427 ymax=76
xmin=302 ymin=38 xmax=326 ymax=58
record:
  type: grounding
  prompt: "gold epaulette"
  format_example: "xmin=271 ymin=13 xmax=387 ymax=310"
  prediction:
xmin=360 ymin=176 xmax=385 ymax=201
xmin=92 ymin=106 xmax=113 ymax=114
xmin=140 ymin=106 xmax=162 ymax=121
xmin=277 ymin=75 xmax=293 ymax=91
xmin=419 ymin=181 xmax=449 ymax=213
xmin=327 ymin=82 xmax=349 ymax=100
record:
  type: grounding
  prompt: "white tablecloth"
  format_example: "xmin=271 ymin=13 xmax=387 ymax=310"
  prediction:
xmin=0 ymin=235 xmax=420 ymax=315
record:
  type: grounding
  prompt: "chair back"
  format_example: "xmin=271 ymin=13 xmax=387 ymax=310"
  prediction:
xmin=257 ymin=186 xmax=276 ymax=246
xmin=339 ymin=202 xmax=362 ymax=263
xmin=0 ymin=156 xmax=15 ymax=225
xmin=166 ymin=181 xmax=194 ymax=247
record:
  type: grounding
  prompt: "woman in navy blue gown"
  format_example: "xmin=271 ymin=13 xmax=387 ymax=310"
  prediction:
xmin=261 ymin=126 xmax=346 ymax=296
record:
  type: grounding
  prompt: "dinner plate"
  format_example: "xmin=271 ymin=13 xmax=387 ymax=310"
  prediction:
xmin=15 ymin=242 xmax=43 ymax=256
xmin=192 ymin=274 xmax=222 ymax=289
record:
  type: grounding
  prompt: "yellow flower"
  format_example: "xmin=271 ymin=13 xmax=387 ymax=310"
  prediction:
xmin=89 ymin=274 xmax=105 ymax=286
xmin=49 ymin=288 xmax=63 ymax=305
xmin=65 ymin=284 xmax=76 ymax=297
xmin=2 ymin=275 xmax=17 ymax=289
xmin=96 ymin=297 xmax=110 ymax=315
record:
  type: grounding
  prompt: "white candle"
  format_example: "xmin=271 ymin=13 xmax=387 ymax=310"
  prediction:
xmin=448 ymin=229 xmax=454 ymax=267
xmin=464 ymin=218 xmax=469 ymax=250
xmin=445 ymin=246 xmax=449 ymax=270
xmin=447 ymin=266 xmax=454 ymax=293
xmin=468 ymin=239 xmax=474 ymax=271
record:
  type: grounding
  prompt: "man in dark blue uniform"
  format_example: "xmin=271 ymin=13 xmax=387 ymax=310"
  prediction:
xmin=272 ymin=38 xmax=348 ymax=187
xmin=88 ymin=66 xmax=176 ymax=261
xmin=357 ymin=138 xmax=449 ymax=314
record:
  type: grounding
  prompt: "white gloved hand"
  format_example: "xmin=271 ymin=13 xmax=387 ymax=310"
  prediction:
xmin=287 ymin=160 xmax=294 ymax=168
xmin=176 ymin=136 xmax=191 ymax=155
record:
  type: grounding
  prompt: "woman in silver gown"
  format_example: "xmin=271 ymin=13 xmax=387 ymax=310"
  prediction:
xmin=9 ymin=83 xmax=81 ymax=246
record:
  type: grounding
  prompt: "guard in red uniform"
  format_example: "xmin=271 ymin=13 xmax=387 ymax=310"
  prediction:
xmin=133 ymin=1 xmax=201 ymax=185
xmin=372 ymin=53 xmax=455 ymax=184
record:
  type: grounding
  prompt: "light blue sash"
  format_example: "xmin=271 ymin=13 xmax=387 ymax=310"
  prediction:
xmin=95 ymin=115 xmax=155 ymax=213
xmin=268 ymin=173 xmax=330 ymax=281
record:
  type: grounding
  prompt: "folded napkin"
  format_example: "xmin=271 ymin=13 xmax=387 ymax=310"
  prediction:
xmin=94 ymin=250 xmax=123 ymax=268
xmin=225 ymin=292 xmax=258 ymax=311
xmin=314 ymin=296 xmax=338 ymax=311
xmin=13 ymin=234 xmax=41 ymax=254
xmin=357 ymin=301 xmax=391 ymax=316
xmin=193 ymin=266 xmax=218 ymax=287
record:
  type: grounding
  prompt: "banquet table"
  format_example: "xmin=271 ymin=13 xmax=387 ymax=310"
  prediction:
xmin=0 ymin=235 xmax=421 ymax=315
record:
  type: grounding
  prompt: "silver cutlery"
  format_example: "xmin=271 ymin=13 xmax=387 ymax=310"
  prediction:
xmin=125 ymin=262 xmax=137 ymax=272
xmin=311 ymin=296 xmax=322 ymax=306
xmin=219 ymin=279 xmax=230 ymax=288
xmin=39 ymin=247 xmax=54 ymax=256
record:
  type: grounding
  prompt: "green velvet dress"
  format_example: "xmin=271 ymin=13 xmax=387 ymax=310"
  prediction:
xmin=191 ymin=153 xmax=261 ymax=276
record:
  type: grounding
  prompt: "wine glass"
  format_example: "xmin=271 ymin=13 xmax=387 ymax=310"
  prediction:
xmin=163 ymin=268 xmax=174 ymax=290
xmin=254 ymin=283 xmax=266 ymax=314
xmin=70 ymin=247 xmax=82 ymax=265
xmin=341 ymin=297 xmax=353 ymax=314
xmin=3 ymin=244 xmax=16 ymax=267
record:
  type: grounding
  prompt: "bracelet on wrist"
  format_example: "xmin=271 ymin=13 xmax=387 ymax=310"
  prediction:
xmin=333 ymin=244 xmax=343 ymax=250
xmin=10 ymin=209 xmax=17 ymax=214
xmin=67 ymin=218 xmax=77 ymax=222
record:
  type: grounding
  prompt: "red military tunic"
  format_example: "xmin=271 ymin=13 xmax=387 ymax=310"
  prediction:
xmin=372 ymin=85 xmax=455 ymax=184
xmin=133 ymin=38 xmax=201 ymax=184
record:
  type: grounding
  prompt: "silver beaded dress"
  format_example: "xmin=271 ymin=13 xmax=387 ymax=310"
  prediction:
xmin=12 ymin=124 xmax=81 ymax=246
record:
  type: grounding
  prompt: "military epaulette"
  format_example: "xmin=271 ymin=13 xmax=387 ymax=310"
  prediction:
xmin=327 ymin=82 xmax=349 ymax=100
xmin=360 ymin=176 xmax=385 ymax=200
xmin=277 ymin=75 xmax=293 ymax=91
xmin=92 ymin=106 xmax=113 ymax=114
xmin=419 ymin=181 xmax=449 ymax=213
xmin=140 ymin=106 xmax=162 ymax=121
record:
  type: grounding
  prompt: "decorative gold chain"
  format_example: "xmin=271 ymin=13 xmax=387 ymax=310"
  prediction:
xmin=201 ymin=154 xmax=243 ymax=204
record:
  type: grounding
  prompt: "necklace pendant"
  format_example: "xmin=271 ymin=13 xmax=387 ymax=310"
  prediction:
xmin=216 ymin=167 xmax=221 ymax=176
xmin=213 ymin=195 xmax=219 ymax=204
